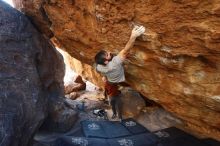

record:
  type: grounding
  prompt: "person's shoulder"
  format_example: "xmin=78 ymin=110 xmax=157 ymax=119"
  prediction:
xmin=111 ymin=55 xmax=118 ymax=61
xmin=96 ymin=64 xmax=104 ymax=70
xmin=112 ymin=55 xmax=123 ymax=64
xmin=96 ymin=64 xmax=109 ymax=73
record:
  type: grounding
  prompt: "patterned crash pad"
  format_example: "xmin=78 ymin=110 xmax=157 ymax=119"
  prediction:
xmin=56 ymin=137 xmax=108 ymax=146
xmin=154 ymin=127 xmax=211 ymax=146
xmin=121 ymin=118 xmax=150 ymax=134
xmin=53 ymin=119 xmax=220 ymax=146
xmin=107 ymin=133 xmax=158 ymax=146
xmin=202 ymin=138 xmax=220 ymax=146
xmin=81 ymin=119 xmax=148 ymax=138
xmin=55 ymin=133 xmax=158 ymax=146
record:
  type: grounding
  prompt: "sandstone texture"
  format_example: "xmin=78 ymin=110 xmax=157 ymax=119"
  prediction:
xmin=13 ymin=0 xmax=220 ymax=140
xmin=0 ymin=2 xmax=77 ymax=146
xmin=120 ymin=87 xmax=146 ymax=118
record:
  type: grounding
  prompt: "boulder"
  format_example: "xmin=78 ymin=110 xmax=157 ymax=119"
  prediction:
xmin=40 ymin=97 xmax=78 ymax=132
xmin=0 ymin=2 xmax=77 ymax=146
xmin=13 ymin=0 xmax=220 ymax=140
xmin=120 ymin=88 xmax=146 ymax=118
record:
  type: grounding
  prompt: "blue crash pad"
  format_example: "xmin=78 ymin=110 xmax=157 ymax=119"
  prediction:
xmin=51 ymin=119 xmax=217 ymax=146
xmin=107 ymin=133 xmax=158 ymax=146
xmin=56 ymin=136 xmax=109 ymax=146
xmin=81 ymin=121 xmax=106 ymax=138
xmin=81 ymin=120 xmax=131 ymax=138
xmin=202 ymin=138 xmax=220 ymax=146
xmin=121 ymin=118 xmax=149 ymax=134
xmin=154 ymin=127 xmax=208 ymax=146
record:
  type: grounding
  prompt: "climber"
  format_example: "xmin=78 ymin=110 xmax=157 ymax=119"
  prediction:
xmin=94 ymin=25 xmax=145 ymax=120
xmin=95 ymin=25 xmax=145 ymax=81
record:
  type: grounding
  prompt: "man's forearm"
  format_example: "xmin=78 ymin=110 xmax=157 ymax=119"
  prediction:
xmin=123 ymin=36 xmax=136 ymax=53
xmin=119 ymin=36 xmax=136 ymax=59
xmin=118 ymin=25 xmax=145 ymax=60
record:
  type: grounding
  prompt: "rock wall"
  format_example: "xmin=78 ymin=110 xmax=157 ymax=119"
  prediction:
xmin=57 ymin=48 xmax=103 ymax=88
xmin=13 ymin=0 xmax=220 ymax=140
xmin=0 ymin=2 xmax=77 ymax=146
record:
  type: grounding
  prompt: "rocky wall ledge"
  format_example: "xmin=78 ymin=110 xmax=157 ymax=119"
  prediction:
xmin=13 ymin=0 xmax=220 ymax=140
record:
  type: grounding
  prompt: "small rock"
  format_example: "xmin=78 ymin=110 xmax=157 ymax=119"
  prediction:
xmin=69 ymin=92 xmax=79 ymax=100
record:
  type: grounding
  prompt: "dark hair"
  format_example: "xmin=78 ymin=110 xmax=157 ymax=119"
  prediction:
xmin=94 ymin=50 xmax=107 ymax=65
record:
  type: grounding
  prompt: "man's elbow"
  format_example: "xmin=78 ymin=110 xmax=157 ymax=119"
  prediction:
xmin=118 ymin=53 xmax=127 ymax=61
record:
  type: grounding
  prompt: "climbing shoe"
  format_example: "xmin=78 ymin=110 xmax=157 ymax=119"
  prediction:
xmin=111 ymin=114 xmax=117 ymax=119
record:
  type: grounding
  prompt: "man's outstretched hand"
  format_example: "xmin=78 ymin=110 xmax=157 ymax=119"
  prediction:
xmin=131 ymin=25 xmax=145 ymax=38
xmin=118 ymin=25 xmax=146 ymax=60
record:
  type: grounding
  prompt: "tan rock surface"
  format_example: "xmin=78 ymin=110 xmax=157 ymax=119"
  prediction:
xmin=13 ymin=0 xmax=220 ymax=140
xmin=120 ymin=87 xmax=146 ymax=118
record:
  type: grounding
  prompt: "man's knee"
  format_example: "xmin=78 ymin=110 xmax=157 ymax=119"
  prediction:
xmin=110 ymin=97 xmax=115 ymax=104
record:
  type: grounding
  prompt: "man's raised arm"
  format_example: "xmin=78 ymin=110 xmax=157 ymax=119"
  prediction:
xmin=118 ymin=26 xmax=145 ymax=60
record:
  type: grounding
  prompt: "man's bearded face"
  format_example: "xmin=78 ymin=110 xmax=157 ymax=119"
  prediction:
xmin=105 ymin=52 xmax=113 ymax=61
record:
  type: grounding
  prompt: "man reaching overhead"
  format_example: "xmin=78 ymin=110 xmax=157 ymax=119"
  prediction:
xmin=95 ymin=26 xmax=145 ymax=83
xmin=94 ymin=25 xmax=145 ymax=120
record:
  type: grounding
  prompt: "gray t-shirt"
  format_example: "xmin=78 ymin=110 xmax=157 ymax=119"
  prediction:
xmin=96 ymin=55 xmax=125 ymax=83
